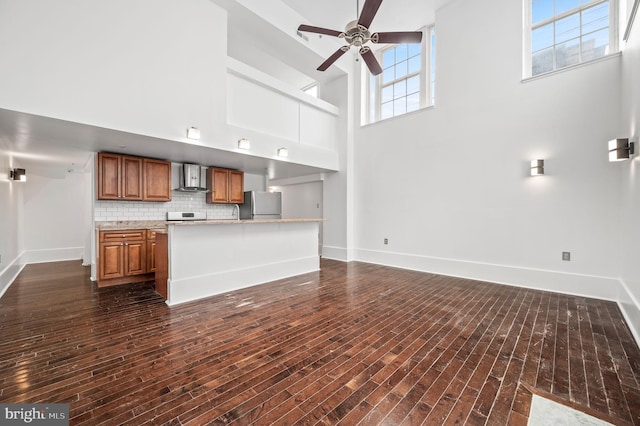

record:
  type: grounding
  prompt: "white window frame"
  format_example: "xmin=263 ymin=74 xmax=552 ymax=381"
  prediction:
xmin=523 ymin=0 xmax=618 ymax=79
xmin=363 ymin=25 xmax=435 ymax=125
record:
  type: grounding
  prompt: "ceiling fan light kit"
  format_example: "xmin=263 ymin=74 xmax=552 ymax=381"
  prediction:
xmin=297 ymin=0 xmax=423 ymax=75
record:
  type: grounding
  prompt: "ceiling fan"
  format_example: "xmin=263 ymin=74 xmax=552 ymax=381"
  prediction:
xmin=297 ymin=0 xmax=423 ymax=75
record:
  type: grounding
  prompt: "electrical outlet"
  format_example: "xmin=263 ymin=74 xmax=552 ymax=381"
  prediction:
xmin=562 ymin=251 xmax=571 ymax=261
xmin=384 ymin=238 xmax=388 ymax=245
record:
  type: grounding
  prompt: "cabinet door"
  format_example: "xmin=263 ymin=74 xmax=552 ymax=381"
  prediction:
xmin=124 ymin=241 xmax=146 ymax=276
xmin=154 ymin=233 xmax=168 ymax=300
xmin=146 ymin=240 xmax=156 ymax=273
xmin=207 ymin=168 xmax=230 ymax=203
xmin=99 ymin=242 xmax=124 ymax=280
xmin=228 ymin=170 xmax=244 ymax=204
xmin=121 ymin=156 xmax=143 ymax=200
xmin=97 ymin=153 xmax=121 ymax=200
xmin=143 ymin=159 xmax=171 ymax=202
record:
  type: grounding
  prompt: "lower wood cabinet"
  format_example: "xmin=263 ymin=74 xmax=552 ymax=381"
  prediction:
xmin=98 ymin=229 xmax=153 ymax=287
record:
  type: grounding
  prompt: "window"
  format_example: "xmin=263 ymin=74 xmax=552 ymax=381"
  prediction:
xmin=525 ymin=0 xmax=617 ymax=77
xmin=364 ymin=26 xmax=435 ymax=124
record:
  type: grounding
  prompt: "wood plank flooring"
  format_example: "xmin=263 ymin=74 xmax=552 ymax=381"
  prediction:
xmin=1 ymin=259 xmax=640 ymax=425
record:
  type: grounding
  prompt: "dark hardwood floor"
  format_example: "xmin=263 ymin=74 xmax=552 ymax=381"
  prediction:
xmin=1 ymin=259 xmax=640 ymax=425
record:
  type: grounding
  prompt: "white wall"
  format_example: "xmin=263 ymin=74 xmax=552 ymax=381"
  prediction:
xmin=353 ymin=0 xmax=623 ymax=299
xmin=0 ymin=148 xmax=24 ymax=297
xmin=619 ymin=7 xmax=640 ymax=338
xmin=321 ymin=74 xmax=355 ymax=261
xmin=0 ymin=0 xmax=228 ymax=143
xmin=21 ymin=172 xmax=86 ymax=264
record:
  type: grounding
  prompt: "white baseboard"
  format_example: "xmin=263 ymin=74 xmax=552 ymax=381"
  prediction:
xmin=355 ymin=248 xmax=620 ymax=301
xmin=322 ymin=246 xmax=349 ymax=262
xmin=20 ymin=247 xmax=83 ymax=264
xmin=167 ymin=256 xmax=320 ymax=306
xmin=0 ymin=255 xmax=26 ymax=299
xmin=617 ymin=280 xmax=640 ymax=346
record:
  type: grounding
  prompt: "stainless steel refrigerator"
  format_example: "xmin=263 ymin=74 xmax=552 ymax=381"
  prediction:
xmin=239 ymin=191 xmax=282 ymax=220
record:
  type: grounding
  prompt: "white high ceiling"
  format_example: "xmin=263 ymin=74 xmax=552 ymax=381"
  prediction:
xmin=1 ymin=0 xmax=447 ymax=181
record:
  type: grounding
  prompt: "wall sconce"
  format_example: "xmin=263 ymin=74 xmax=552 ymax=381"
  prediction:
xmin=277 ymin=147 xmax=288 ymax=158
xmin=530 ymin=159 xmax=544 ymax=176
xmin=9 ymin=168 xmax=26 ymax=182
xmin=186 ymin=127 xmax=201 ymax=140
xmin=237 ymin=138 xmax=250 ymax=150
xmin=608 ymin=138 xmax=635 ymax=161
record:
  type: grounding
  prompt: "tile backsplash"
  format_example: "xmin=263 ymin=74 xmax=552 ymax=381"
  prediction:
xmin=94 ymin=192 xmax=237 ymax=221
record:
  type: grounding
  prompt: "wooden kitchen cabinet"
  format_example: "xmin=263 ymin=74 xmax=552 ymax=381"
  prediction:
xmin=206 ymin=168 xmax=244 ymax=204
xmin=97 ymin=152 xmax=171 ymax=202
xmin=98 ymin=230 xmax=152 ymax=287
xmin=146 ymin=230 xmax=158 ymax=273
xmin=143 ymin=158 xmax=172 ymax=202
xmin=97 ymin=153 xmax=143 ymax=200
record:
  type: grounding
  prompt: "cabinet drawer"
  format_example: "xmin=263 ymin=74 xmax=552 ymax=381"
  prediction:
xmin=100 ymin=230 xmax=146 ymax=242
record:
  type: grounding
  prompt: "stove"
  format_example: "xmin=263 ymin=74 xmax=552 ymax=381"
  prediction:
xmin=167 ymin=212 xmax=206 ymax=221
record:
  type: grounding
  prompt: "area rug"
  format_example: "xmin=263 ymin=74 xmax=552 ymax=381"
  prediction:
xmin=528 ymin=394 xmax=614 ymax=426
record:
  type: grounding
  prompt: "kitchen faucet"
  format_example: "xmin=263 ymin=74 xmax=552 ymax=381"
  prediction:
xmin=232 ymin=204 xmax=240 ymax=221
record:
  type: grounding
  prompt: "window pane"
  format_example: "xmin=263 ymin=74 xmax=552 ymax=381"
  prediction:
xmin=556 ymin=37 xmax=580 ymax=68
xmin=394 ymin=98 xmax=406 ymax=115
xmin=396 ymin=44 xmax=408 ymax=62
xmin=382 ymin=49 xmax=395 ymax=67
xmin=381 ymin=101 xmax=393 ymax=119
xmin=408 ymin=55 xmax=421 ymax=74
xmin=532 ymin=0 xmax=554 ymax=24
xmin=408 ymin=43 xmax=421 ymax=57
xmin=407 ymin=75 xmax=420 ymax=94
xmin=407 ymin=92 xmax=420 ymax=112
xmin=555 ymin=0 xmax=580 ymax=15
xmin=396 ymin=60 xmax=408 ymax=79
xmin=555 ymin=13 xmax=580 ymax=43
xmin=581 ymin=27 xmax=609 ymax=60
xmin=381 ymin=85 xmax=393 ymax=103
xmin=532 ymin=47 xmax=554 ymax=75
xmin=582 ymin=2 xmax=608 ymax=33
xmin=382 ymin=66 xmax=394 ymax=84
xmin=394 ymin=80 xmax=407 ymax=99
xmin=532 ymin=23 xmax=554 ymax=51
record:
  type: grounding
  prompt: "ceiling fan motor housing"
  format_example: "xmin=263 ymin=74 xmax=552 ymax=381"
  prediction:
xmin=342 ymin=20 xmax=371 ymax=47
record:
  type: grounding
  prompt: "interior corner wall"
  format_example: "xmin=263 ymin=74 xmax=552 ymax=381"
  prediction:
xmin=618 ymin=11 xmax=640 ymax=340
xmin=353 ymin=0 xmax=624 ymax=300
xmin=0 ymin=148 xmax=24 ymax=298
xmin=320 ymin=74 xmax=353 ymax=261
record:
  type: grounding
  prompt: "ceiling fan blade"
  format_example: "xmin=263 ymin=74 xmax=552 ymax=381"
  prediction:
xmin=372 ymin=31 xmax=423 ymax=44
xmin=357 ymin=0 xmax=383 ymax=29
xmin=297 ymin=24 xmax=343 ymax=38
xmin=317 ymin=46 xmax=350 ymax=71
xmin=359 ymin=47 xmax=383 ymax=75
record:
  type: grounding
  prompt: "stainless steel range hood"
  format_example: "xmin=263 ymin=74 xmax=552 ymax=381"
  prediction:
xmin=176 ymin=164 xmax=208 ymax=192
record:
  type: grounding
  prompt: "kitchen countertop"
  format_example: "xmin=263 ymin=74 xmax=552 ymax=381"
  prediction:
xmin=95 ymin=218 xmax=324 ymax=231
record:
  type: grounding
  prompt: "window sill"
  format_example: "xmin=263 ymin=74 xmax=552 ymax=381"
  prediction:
xmin=521 ymin=51 xmax=621 ymax=83
xmin=361 ymin=104 xmax=435 ymax=128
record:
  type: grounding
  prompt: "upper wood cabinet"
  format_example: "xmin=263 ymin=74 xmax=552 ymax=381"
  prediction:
xmin=206 ymin=168 xmax=244 ymax=204
xmin=97 ymin=153 xmax=143 ymax=200
xmin=143 ymin=158 xmax=171 ymax=202
xmin=97 ymin=153 xmax=171 ymax=202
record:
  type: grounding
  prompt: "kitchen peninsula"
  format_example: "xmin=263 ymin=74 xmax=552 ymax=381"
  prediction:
xmin=96 ymin=218 xmax=322 ymax=305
